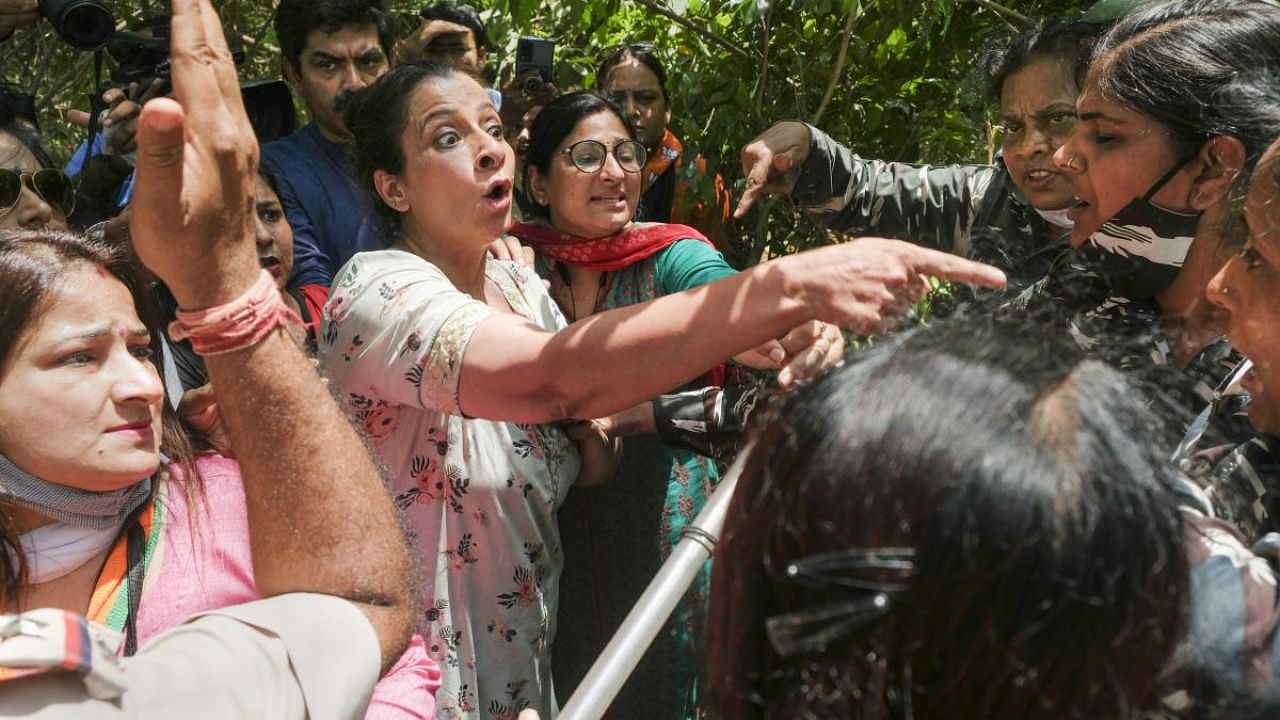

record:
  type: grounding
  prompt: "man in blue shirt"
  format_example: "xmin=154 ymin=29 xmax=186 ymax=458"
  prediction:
xmin=262 ymin=0 xmax=393 ymax=289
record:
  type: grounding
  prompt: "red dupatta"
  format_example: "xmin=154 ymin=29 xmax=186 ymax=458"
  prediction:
xmin=507 ymin=221 xmax=713 ymax=271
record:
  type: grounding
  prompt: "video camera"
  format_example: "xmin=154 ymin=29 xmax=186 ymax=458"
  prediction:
xmin=39 ymin=0 xmax=114 ymax=50
xmin=104 ymin=31 xmax=245 ymax=90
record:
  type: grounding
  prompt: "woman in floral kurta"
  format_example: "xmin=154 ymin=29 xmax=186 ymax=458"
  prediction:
xmin=321 ymin=250 xmax=580 ymax=719
xmin=333 ymin=66 xmax=862 ymax=720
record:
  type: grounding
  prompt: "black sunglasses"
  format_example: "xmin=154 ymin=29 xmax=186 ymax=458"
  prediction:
xmin=0 ymin=168 xmax=75 ymax=218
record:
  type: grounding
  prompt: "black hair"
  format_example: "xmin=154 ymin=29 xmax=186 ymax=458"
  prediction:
xmin=344 ymin=61 xmax=470 ymax=232
xmin=521 ymin=91 xmax=635 ymax=220
xmin=418 ymin=3 xmax=491 ymax=51
xmin=1091 ymin=0 xmax=1280 ymax=170
xmin=258 ymin=165 xmax=283 ymax=202
xmin=983 ymin=19 xmax=1104 ymax=103
xmin=0 ymin=84 xmax=38 ymax=132
xmin=0 ymin=111 xmax=55 ymax=169
xmin=596 ymin=44 xmax=669 ymax=103
xmin=274 ymin=0 xmax=393 ymax=73
xmin=707 ymin=319 xmax=1188 ymax=720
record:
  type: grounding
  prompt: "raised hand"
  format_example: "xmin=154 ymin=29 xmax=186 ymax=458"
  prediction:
xmin=130 ymin=0 xmax=259 ymax=311
xmin=734 ymin=121 xmax=812 ymax=218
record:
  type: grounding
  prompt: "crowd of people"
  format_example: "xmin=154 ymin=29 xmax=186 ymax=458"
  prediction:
xmin=2 ymin=0 xmax=1280 ymax=718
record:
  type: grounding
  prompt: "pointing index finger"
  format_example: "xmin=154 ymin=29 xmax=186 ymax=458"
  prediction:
xmin=904 ymin=246 xmax=1007 ymax=289
xmin=735 ymin=146 xmax=773 ymax=219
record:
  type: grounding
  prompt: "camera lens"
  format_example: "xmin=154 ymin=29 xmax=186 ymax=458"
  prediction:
xmin=39 ymin=0 xmax=116 ymax=50
xmin=523 ymin=75 xmax=543 ymax=94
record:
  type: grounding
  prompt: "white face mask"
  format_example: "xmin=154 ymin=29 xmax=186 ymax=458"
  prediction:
xmin=10 ymin=522 xmax=121 ymax=584
xmin=1035 ymin=206 xmax=1076 ymax=230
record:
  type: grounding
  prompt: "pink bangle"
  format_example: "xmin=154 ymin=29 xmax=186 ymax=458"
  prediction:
xmin=167 ymin=270 xmax=303 ymax=356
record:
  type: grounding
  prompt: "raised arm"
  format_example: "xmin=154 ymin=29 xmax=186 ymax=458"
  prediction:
xmin=130 ymin=0 xmax=412 ymax=670
xmin=736 ymin=121 xmax=997 ymax=256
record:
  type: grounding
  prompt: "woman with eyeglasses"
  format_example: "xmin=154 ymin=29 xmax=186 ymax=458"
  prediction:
xmin=0 ymin=113 xmax=73 ymax=231
xmin=509 ymin=91 xmax=831 ymax=719
xmin=333 ymin=63 xmax=1003 ymax=718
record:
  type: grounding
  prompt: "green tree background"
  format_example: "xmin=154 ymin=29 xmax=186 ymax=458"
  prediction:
xmin=5 ymin=0 xmax=1092 ymax=261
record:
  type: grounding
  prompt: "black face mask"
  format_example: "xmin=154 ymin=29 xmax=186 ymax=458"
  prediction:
xmin=1078 ymin=158 xmax=1200 ymax=300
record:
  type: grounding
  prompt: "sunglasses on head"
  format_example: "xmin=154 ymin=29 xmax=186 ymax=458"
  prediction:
xmin=0 ymin=168 xmax=75 ymax=218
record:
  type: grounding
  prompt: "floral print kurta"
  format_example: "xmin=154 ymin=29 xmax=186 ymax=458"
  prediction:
xmin=321 ymin=250 xmax=580 ymax=720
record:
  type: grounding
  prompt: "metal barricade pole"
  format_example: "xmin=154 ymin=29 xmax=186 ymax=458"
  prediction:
xmin=556 ymin=448 xmax=747 ymax=720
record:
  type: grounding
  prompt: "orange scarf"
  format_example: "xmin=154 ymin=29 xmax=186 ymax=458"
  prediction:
xmin=643 ymin=129 xmax=683 ymax=193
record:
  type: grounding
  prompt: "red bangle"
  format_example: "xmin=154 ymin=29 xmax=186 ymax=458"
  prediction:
xmin=167 ymin=270 xmax=303 ymax=356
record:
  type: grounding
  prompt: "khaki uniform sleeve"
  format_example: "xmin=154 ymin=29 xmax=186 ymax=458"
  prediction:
xmin=2 ymin=593 xmax=380 ymax=720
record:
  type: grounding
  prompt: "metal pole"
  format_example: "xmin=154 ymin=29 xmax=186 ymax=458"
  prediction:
xmin=557 ymin=449 xmax=748 ymax=720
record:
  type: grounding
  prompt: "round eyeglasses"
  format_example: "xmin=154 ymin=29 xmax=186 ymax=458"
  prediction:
xmin=560 ymin=139 xmax=647 ymax=174
xmin=0 ymin=168 xmax=76 ymax=218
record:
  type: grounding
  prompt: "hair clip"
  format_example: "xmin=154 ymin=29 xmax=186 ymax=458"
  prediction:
xmin=782 ymin=547 xmax=915 ymax=592
xmin=766 ymin=592 xmax=896 ymax=657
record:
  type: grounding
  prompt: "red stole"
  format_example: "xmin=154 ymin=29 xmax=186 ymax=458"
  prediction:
xmin=507 ymin=222 xmax=714 ymax=272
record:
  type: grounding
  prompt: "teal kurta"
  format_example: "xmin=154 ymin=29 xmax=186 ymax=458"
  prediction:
xmin=538 ymin=238 xmax=735 ymax=720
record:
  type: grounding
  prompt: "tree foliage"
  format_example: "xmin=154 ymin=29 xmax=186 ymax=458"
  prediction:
xmin=5 ymin=0 xmax=1092 ymax=262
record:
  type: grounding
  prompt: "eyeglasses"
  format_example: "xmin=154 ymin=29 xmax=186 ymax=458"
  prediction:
xmin=0 ymin=168 xmax=75 ymax=218
xmin=560 ymin=139 xmax=647 ymax=174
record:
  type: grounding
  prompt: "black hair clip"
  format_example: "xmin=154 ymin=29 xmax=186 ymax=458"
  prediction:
xmin=766 ymin=592 xmax=895 ymax=657
xmin=782 ymin=547 xmax=915 ymax=592
xmin=764 ymin=548 xmax=916 ymax=657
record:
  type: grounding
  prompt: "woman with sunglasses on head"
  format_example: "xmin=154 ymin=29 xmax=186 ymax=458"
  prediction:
xmin=509 ymin=91 xmax=837 ymax=720
xmin=333 ymin=63 xmax=1003 ymax=719
xmin=0 ymin=111 xmax=74 ymax=231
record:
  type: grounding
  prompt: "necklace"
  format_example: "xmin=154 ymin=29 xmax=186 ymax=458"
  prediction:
xmin=556 ymin=262 xmax=609 ymax=321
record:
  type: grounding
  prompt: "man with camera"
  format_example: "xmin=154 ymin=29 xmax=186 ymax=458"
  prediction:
xmin=261 ymin=0 xmax=393 ymax=289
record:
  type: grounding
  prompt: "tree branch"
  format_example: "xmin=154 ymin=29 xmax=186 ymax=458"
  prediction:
xmin=627 ymin=0 xmax=754 ymax=62
xmin=752 ymin=1 xmax=773 ymax=123
xmin=971 ymin=0 xmax=1032 ymax=28
xmin=811 ymin=4 xmax=858 ymax=126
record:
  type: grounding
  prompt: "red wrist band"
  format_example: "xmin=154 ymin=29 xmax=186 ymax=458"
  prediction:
xmin=167 ymin=270 xmax=303 ymax=356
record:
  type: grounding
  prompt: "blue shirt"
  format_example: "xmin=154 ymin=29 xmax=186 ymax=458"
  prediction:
xmin=260 ymin=123 xmax=390 ymax=289
xmin=65 ymin=136 xmax=136 ymax=210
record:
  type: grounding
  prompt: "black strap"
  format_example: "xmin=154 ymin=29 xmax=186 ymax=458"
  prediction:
xmin=122 ymin=520 xmax=146 ymax=657
xmin=1142 ymin=145 xmax=1203 ymax=202
xmin=82 ymin=49 xmax=106 ymax=182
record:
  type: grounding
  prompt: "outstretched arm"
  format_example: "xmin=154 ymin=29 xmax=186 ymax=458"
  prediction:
xmin=130 ymin=0 xmax=412 ymax=670
xmin=458 ymin=237 xmax=1005 ymax=422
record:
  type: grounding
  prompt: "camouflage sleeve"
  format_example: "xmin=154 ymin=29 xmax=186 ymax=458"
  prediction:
xmin=791 ymin=124 xmax=997 ymax=257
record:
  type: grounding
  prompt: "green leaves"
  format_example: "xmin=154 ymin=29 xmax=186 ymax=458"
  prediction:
xmin=2 ymin=0 xmax=1090 ymax=266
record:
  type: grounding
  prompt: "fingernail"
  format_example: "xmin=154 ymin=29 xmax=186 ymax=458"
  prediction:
xmin=777 ymin=367 xmax=793 ymax=387
xmin=768 ymin=346 xmax=786 ymax=364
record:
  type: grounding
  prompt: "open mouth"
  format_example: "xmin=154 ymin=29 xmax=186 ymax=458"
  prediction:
xmin=485 ymin=180 xmax=512 ymax=202
xmin=591 ymin=194 xmax=626 ymax=205
xmin=1023 ymin=167 xmax=1059 ymax=190
xmin=259 ymin=255 xmax=283 ymax=277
